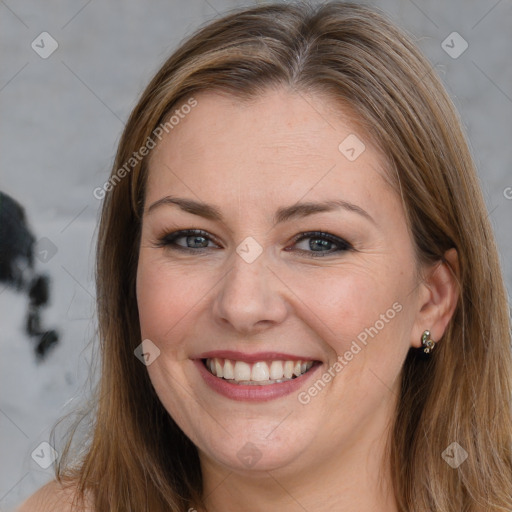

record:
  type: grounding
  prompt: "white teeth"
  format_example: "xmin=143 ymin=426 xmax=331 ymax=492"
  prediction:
xmin=223 ymin=359 xmax=234 ymax=379
xmin=251 ymin=362 xmax=270 ymax=381
xmin=205 ymin=358 xmax=316 ymax=384
xmin=283 ymin=361 xmax=294 ymax=379
xmin=214 ymin=358 xmax=223 ymax=379
xmin=269 ymin=360 xmax=284 ymax=380
xmin=234 ymin=361 xmax=251 ymax=381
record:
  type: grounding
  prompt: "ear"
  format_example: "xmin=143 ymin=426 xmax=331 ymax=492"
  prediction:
xmin=411 ymin=248 xmax=460 ymax=348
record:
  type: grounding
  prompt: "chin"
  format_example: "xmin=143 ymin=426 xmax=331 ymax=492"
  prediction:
xmin=191 ymin=416 xmax=319 ymax=476
xmin=202 ymin=437 xmax=307 ymax=475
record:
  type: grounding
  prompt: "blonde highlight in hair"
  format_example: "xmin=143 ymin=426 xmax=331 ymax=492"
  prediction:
xmin=56 ymin=2 xmax=512 ymax=510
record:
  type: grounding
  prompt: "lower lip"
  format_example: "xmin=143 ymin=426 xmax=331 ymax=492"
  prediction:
xmin=194 ymin=359 xmax=322 ymax=402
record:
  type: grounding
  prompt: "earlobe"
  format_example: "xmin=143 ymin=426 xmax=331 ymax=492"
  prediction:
xmin=411 ymin=248 xmax=460 ymax=348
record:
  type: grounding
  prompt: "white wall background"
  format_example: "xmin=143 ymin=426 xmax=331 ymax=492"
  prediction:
xmin=1 ymin=0 xmax=511 ymax=509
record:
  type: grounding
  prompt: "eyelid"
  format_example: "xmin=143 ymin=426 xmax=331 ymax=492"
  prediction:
xmin=155 ymin=229 xmax=221 ymax=248
xmin=155 ymin=229 xmax=353 ymax=257
xmin=289 ymin=231 xmax=353 ymax=257
xmin=291 ymin=231 xmax=352 ymax=248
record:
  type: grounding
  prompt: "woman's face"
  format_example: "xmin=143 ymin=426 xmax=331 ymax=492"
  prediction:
xmin=136 ymin=88 xmax=424 ymax=477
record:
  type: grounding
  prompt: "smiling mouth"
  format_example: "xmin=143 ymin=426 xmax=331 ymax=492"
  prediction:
xmin=202 ymin=357 xmax=318 ymax=386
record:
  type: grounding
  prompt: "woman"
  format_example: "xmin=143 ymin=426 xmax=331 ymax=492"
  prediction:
xmin=20 ymin=2 xmax=512 ymax=511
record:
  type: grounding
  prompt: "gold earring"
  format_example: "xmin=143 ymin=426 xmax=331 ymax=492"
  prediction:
xmin=421 ymin=330 xmax=436 ymax=354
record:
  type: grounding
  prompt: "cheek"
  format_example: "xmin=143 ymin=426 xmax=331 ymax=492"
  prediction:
xmin=292 ymin=267 xmax=398 ymax=337
xmin=136 ymin=253 xmax=202 ymax=345
xmin=287 ymin=259 xmax=415 ymax=379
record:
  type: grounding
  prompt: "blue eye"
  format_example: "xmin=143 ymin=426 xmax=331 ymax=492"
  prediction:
xmin=156 ymin=229 xmax=352 ymax=257
xmin=290 ymin=231 xmax=353 ymax=257
xmin=157 ymin=229 xmax=217 ymax=252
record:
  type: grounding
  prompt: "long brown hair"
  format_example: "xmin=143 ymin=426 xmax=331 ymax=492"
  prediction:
xmin=55 ymin=2 xmax=512 ymax=510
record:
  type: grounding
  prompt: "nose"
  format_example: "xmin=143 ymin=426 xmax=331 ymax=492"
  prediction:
xmin=212 ymin=249 xmax=289 ymax=336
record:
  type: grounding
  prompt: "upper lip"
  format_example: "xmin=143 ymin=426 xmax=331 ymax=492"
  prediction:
xmin=194 ymin=350 xmax=321 ymax=363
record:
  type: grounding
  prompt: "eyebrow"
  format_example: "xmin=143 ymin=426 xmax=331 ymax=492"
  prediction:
xmin=146 ymin=196 xmax=375 ymax=225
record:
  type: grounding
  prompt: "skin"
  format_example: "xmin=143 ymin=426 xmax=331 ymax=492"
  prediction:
xmin=134 ymin=87 xmax=459 ymax=512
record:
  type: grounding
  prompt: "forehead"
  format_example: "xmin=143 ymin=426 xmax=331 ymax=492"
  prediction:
xmin=145 ymin=88 xmax=392 ymax=217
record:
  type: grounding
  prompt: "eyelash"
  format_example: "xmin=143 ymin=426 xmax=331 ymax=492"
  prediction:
xmin=154 ymin=229 xmax=353 ymax=258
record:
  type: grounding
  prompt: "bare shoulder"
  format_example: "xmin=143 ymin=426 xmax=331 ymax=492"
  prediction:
xmin=17 ymin=479 xmax=93 ymax=512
